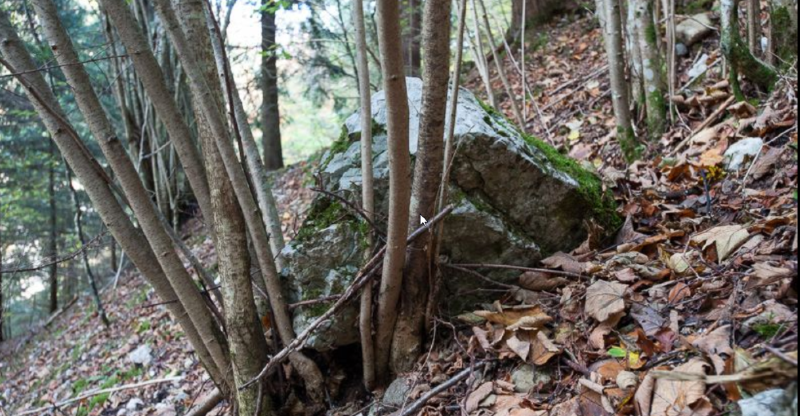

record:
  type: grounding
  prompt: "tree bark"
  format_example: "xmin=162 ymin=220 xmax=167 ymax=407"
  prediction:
xmin=25 ymin=0 xmax=233 ymax=393
xmin=353 ymin=0 xmax=377 ymax=390
xmin=95 ymin=0 xmax=214 ymax=227
xmin=401 ymin=0 xmax=422 ymax=77
xmin=392 ymin=0 xmax=451 ymax=375
xmin=0 ymin=8 xmax=226 ymax=393
xmin=261 ymin=2 xmax=284 ymax=171
xmin=633 ymin=0 xmax=667 ymax=140
xmin=374 ymin=0 xmax=412 ymax=385
xmin=468 ymin=0 xmax=498 ymax=108
xmin=149 ymin=0 xmax=325 ymax=403
xmin=748 ymin=0 xmax=760 ymax=54
xmin=721 ymin=0 xmax=778 ymax=95
xmin=171 ymin=1 xmax=273 ymax=413
xmin=599 ymin=0 xmax=638 ymax=161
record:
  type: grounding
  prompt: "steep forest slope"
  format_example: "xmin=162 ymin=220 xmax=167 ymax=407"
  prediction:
xmin=1 ymin=5 xmax=798 ymax=416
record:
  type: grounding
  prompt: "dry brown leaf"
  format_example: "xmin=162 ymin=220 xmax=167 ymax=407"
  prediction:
xmin=585 ymin=280 xmax=629 ymax=323
xmin=615 ymin=268 xmax=638 ymax=282
xmin=474 ymin=307 xmax=553 ymax=332
xmin=692 ymin=225 xmax=751 ymax=262
xmin=542 ymin=252 xmax=599 ymax=274
xmin=636 ymin=372 xmax=658 ymax=416
xmin=466 ymin=382 xmax=494 ymax=413
xmin=519 ymin=271 xmax=570 ymax=291
xmin=650 ymin=359 xmax=709 ymax=416
xmin=506 ymin=334 xmax=531 ymax=361
xmin=531 ymin=331 xmax=561 ymax=365
xmin=617 ymin=371 xmax=639 ymax=390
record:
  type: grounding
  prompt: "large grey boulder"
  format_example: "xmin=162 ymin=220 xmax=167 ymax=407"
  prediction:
xmin=676 ymin=13 xmax=716 ymax=47
xmin=281 ymin=78 xmax=618 ymax=351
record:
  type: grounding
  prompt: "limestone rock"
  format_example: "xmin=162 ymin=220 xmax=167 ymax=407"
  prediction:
xmin=725 ymin=138 xmax=763 ymax=171
xmin=282 ymin=78 xmax=619 ymax=351
xmin=676 ymin=13 xmax=716 ymax=47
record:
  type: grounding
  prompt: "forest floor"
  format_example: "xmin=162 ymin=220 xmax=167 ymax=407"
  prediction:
xmin=1 ymin=7 xmax=798 ymax=416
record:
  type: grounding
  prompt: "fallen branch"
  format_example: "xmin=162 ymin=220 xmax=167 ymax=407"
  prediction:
xmin=399 ymin=361 xmax=487 ymax=416
xmin=184 ymin=389 xmax=224 ymax=416
xmin=16 ymin=377 xmax=183 ymax=416
xmin=1 ymin=232 xmax=106 ymax=274
xmin=240 ymin=205 xmax=455 ymax=390
xmin=451 ymin=263 xmax=587 ymax=280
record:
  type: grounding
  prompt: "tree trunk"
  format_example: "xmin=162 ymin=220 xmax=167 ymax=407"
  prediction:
xmin=172 ymin=0 xmax=273 ymax=413
xmin=769 ymin=0 xmax=798 ymax=64
xmin=392 ymin=0 xmax=451 ymax=375
xmin=48 ymin=139 xmax=58 ymax=314
xmin=477 ymin=0 xmax=525 ymax=130
xmin=747 ymin=0 xmax=760 ymax=54
xmin=205 ymin=8 xmax=286 ymax=271
xmin=353 ymin=0 xmax=377 ymax=390
xmin=626 ymin=2 xmax=644 ymax=109
xmin=401 ymin=0 xmax=422 ymax=77
xmin=149 ymin=0 xmax=325 ymax=403
xmin=599 ymin=0 xmax=638 ymax=161
xmin=510 ymin=0 xmax=558 ymax=37
xmin=374 ymin=0 xmax=412 ymax=385
xmin=1 ymin=226 xmax=4 ymax=343
xmin=633 ymin=0 xmax=667 ymax=140
xmin=26 ymin=0 xmax=233 ymax=394
xmin=721 ymin=0 xmax=778 ymax=95
xmin=468 ymin=0 xmax=498 ymax=108
xmin=261 ymin=2 xmax=284 ymax=171
xmin=95 ymin=0 xmax=214 ymax=226
xmin=65 ymin=164 xmax=110 ymax=327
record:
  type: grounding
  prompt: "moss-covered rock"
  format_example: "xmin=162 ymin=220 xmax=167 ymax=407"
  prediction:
xmin=282 ymin=78 xmax=620 ymax=350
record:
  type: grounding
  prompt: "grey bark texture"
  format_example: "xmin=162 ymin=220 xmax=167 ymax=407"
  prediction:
xmin=374 ymin=0 xmax=412 ymax=385
xmin=261 ymin=2 xmax=284 ymax=171
xmin=27 ymin=0 xmax=234 ymax=393
xmin=392 ymin=0 xmax=451 ymax=375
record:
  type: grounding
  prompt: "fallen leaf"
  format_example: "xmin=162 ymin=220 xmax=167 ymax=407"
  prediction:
xmin=692 ymin=225 xmax=751 ymax=262
xmin=531 ymin=331 xmax=561 ymax=365
xmin=615 ymin=268 xmax=638 ymax=282
xmin=650 ymin=359 xmax=709 ymax=416
xmin=466 ymin=382 xmax=494 ymax=413
xmin=585 ymin=280 xmax=629 ymax=323
xmin=519 ymin=271 xmax=570 ymax=291
xmin=635 ymin=371 xmax=657 ymax=416
xmin=474 ymin=306 xmax=554 ymax=331
xmin=617 ymin=371 xmax=639 ymax=390
xmin=542 ymin=252 xmax=599 ymax=274
xmin=631 ymin=304 xmax=666 ymax=336
xmin=506 ymin=334 xmax=531 ymax=361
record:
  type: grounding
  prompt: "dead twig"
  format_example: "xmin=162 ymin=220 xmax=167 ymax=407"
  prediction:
xmin=451 ymin=263 xmax=587 ymax=280
xmin=671 ymin=95 xmax=736 ymax=155
xmin=399 ymin=362 xmax=487 ymax=416
xmin=240 ymin=205 xmax=456 ymax=390
xmin=764 ymin=345 xmax=799 ymax=367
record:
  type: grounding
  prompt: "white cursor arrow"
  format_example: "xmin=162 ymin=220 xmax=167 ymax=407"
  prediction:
xmin=420 ymin=215 xmax=428 ymax=225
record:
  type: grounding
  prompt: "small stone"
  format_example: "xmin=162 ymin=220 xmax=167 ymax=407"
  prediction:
xmin=126 ymin=398 xmax=144 ymax=411
xmin=383 ymin=377 xmax=413 ymax=407
xmin=688 ymin=54 xmax=710 ymax=79
xmin=724 ymin=138 xmax=764 ymax=171
xmin=676 ymin=13 xmax=715 ymax=46
xmin=676 ymin=43 xmax=689 ymax=57
xmin=739 ymin=386 xmax=798 ymax=416
xmin=127 ymin=344 xmax=153 ymax=366
xmin=117 ymin=409 xmax=127 ymax=416
xmin=511 ymin=364 xmax=552 ymax=393
xmin=183 ymin=358 xmax=194 ymax=369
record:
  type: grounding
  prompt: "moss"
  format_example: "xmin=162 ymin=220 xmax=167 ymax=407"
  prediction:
xmin=644 ymin=21 xmax=658 ymax=47
xmin=477 ymin=98 xmax=621 ymax=231
xmin=771 ymin=7 xmax=798 ymax=66
xmin=294 ymin=200 xmax=350 ymax=243
xmin=646 ymin=90 xmax=668 ymax=139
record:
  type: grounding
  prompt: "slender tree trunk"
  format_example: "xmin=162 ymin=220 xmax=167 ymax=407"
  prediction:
xmin=172 ymin=1 xmax=274 ymax=413
xmin=205 ymin=8 xmax=286 ymax=270
xmin=261 ymin=2 xmax=284 ymax=171
xmin=633 ymin=0 xmax=667 ymax=140
xmin=468 ymin=0 xmax=498 ymax=108
xmin=748 ymin=0 xmax=761 ymax=54
xmin=65 ymin=165 xmax=110 ymax=327
xmin=353 ymin=0 xmax=377 ymax=390
xmin=374 ymin=0 xmax=412 ymax=385
xmin=722 ymin=0 xmax=778 ymax=95
xmin=25 ymin=0 xmax=233 ymax=394
xmin=626 ymin=2 xmax=644 ymax=109
xmin=96 ymin=0 xmax=214 ymax=226
xmin=392 ymin=0 xmax=451 ymax=375
xmin=401 ymin=0 xmax=422 ymax=77
xmin=599 ymin=0 xmax=638 ymax=161
xmin=1 ymin=226 xmax=4 ymax=343
xmin=149 ymin=0 xmax=325 ymax=403
xmin=48 ymin=140 xmax=58 ymax=314
xmin=0 ymin=8 xmax=226 ymax=393
xmin=476 ymin=0 xmax=525 ymax=130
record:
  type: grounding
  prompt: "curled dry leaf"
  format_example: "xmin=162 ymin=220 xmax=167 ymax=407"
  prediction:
xmin=617 ymin=371 xmax=639 ymax=390
xmin=541 ymin=252 xmax=600 ymax=274
xmin=585 ymin=280 xmax=629 ymax=323
xmin=691 ymin=225 xmax=751 ymax=262
xmin=650 ymin=359 xmax=709 ymax=416
xmin=519 ymin=271 xmax=570 ymax=291
xmin=531 ymin=331 xmax=561 ymax=365
xmin=636 ymin=371 xmax=658 ymax=416
xmin=466 ymin=381 xmax=494 ymax=413
xmin=474 ymin=306 xmax=553 ymax=331
xmin=506 ymin=334 xmax=531 ymax=361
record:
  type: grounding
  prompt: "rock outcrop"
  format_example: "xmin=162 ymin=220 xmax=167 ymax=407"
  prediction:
xmin=280 ymin=78 xmax=619 ymax=351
